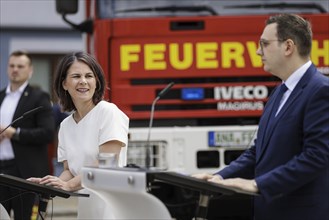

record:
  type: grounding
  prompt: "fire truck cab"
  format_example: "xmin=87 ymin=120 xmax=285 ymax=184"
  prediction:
xmin=56 ymin=0 xmax=329 ymax=174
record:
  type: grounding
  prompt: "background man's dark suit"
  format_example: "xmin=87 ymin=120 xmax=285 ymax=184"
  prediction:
xmin=218 ymin=64 xmax=329 ymax=220
xmin=0 ymin=84 xmax=55 ymax=219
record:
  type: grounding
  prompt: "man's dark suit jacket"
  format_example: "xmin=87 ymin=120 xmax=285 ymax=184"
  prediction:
xmin=0 ymin=84 xmax=55 ymax=178
xmin=218 ymin=64 xmax=329 ymax=220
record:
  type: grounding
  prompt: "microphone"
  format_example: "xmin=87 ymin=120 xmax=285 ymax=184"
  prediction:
xmin=0 ymin=106 xmax=43 ymax=135
xmin=145 ymin=82 xmax=175 ymax=169
xmin=157 ymin=82 xmax=175 ymax=98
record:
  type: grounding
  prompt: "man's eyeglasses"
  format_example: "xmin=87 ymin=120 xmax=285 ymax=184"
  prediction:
xmin=259 ymin=39 xmax=284 ymax=52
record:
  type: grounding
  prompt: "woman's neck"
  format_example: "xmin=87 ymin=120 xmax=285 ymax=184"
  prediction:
xmin=73 ymin=101 xmax=96 ymax=123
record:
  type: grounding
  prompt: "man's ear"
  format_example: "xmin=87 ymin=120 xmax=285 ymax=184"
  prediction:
xmin=284 ymin=39 xmax=295 ymax=56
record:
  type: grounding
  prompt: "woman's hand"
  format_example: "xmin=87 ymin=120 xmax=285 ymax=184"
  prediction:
xmin=26 ymin=177 xmax=42 ymax=184
xmin=28 ymin=175 xmax=71 ymax=191
xmin=41 ymin=175 xmax=72 ymax=191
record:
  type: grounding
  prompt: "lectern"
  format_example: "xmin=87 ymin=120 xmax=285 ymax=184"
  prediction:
xmin=0 ymin=174 xmax=88 ymax=220
xmin=148 ymin=171 xmax=256 ymax=220
xmin=81 ymin=167 xmax=257 ymax=220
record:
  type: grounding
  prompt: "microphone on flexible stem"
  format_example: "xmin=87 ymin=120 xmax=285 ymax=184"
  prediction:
xmin=145 ymin=82 xmax=175 ymax=169
xmin=0 ymin=106 xmax=44 ymax=135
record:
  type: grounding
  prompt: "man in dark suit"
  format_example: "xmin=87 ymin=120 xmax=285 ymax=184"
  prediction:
xmin=0 ymin=50 xmax=55 ymax=220
xmin=194 ymin=14 xmax=329 ymax=220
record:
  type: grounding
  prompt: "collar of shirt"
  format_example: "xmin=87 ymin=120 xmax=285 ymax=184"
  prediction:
xmin=5 ymin=81 xmax=29 ymax=96
xmin=275 ymin=61 xmax=312 ymax=115
xmin=283 ymin=60 xmax=312 ymax=92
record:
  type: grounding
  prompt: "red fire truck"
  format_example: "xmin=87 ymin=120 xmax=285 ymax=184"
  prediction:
xmin=55 ymin=0 xmax=328 ymax=173
xmin=56 ymin=1 xmax=328 ymax=219
xmin=56 ymin=0 xmax=328 ymax=126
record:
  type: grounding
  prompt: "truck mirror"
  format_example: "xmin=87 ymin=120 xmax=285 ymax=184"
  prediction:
xmin=56 ymin=0 xmax=78 ymax=14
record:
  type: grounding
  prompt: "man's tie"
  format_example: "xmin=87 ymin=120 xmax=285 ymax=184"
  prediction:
xmin=270 ymin=83 xmax=288 ymax=118
xmin=264 ymin=83 xmax=288 ymax=142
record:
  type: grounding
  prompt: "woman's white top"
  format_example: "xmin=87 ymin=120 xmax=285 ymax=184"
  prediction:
xmin=58 ymin=101 xmax=129 ymax=174
xmin=57 ymin=101 xmax=129 ymax=219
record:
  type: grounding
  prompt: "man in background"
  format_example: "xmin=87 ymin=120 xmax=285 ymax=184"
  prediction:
xmin=0 ymin=50 xmax=55 ymax=220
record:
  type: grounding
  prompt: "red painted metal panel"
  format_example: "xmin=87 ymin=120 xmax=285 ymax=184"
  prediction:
xmin=90 ymin=13 xmax=329 ymax=121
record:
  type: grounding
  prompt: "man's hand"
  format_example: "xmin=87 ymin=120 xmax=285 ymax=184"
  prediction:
xmin=0 ymin=132 xmax=5 ymax=143
xmin=208 ymin=177 xmax=259 ymax=193
xmin=192 ymin=173 xmax=223 ymax=181
xmin=0 ymin=126 xmax=16 ymax=142
xmin=192 ymin=173 xmax=214 ymax=180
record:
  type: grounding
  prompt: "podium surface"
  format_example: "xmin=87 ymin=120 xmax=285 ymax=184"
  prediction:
xmin=0 ymin=174 xmax=88 ymax=220
xmin=148 ymin=171 xmax=258 ymax=196
xmin=0 ymin=174 xmax=88 ymax=198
